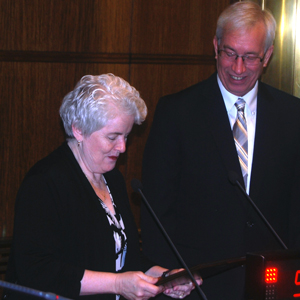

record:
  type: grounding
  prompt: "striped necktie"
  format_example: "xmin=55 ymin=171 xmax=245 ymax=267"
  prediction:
xmin=233 ymin=98 xmax=248 ymax=188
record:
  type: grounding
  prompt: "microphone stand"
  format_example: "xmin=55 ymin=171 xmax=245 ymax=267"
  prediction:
xmin=229 ymin=171 xmax=288 ymax=250
xmin=131 ymin=179 xmax=208 ymax=300
xmin=0 ymin=280 xmax=73 ymax=300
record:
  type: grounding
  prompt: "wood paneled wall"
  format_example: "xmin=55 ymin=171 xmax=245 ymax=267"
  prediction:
xmin=0 ymin=0 xmax=234 ymax=244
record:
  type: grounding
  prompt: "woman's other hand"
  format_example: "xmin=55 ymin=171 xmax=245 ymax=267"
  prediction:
xmin=115 ymin=271 xmax=163 ymax=300
xmin=161 ymin=268 xmax=203 ymax=299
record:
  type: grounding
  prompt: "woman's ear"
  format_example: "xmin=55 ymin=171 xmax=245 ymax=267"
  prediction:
xmin=72 ymin=125 xmax=83 ymax=142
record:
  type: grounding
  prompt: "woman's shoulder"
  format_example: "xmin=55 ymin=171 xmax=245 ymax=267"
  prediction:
xmin=22 ymin=142 xmax=77 ymax=184
xmin=15 ymin=142 xmax=88 ymax=211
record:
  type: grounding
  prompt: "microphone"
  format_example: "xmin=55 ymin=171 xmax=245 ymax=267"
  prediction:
xmin=228 ymin=171 xmax=288 ymax=250
xmin=0 ymin=279 xmax=73 ymax=300
xmin=131 ymin=178 xmax=208 ymax=300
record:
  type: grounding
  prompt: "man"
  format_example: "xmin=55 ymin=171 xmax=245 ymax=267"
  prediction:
xmin=141 ymin=1 xmax=300 ymax=299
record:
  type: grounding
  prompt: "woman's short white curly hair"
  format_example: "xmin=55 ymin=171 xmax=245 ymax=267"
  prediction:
xmin=59 ymin=74 xmax=147 ymax=138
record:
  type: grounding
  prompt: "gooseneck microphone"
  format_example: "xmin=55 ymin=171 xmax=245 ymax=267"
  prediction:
xmin=228 ymin=171 xmax=288 ymax=250
xmin=131 ymin=178 xmax=208 ymax=300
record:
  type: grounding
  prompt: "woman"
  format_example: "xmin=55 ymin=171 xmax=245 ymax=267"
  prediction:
xmin=4 ymin=74 xmax=199 ymax=300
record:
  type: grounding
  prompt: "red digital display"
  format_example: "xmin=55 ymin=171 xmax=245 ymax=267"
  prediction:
xmin=295 ymin=271 xmax=300 ymax=286
xmin=245 ymin=250 xmax=300 ymax=300
xmin=265 ymin=267 xmax=278 ymax=283
xmin=294 ymin=270 xmax=300 ymax=298
xmin=294 ymin=294 xmax=300 ymax=298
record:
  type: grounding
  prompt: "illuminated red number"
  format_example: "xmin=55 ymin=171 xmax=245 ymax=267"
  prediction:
xmin=265 ymin=268 xmax=278 ymax=283
xmin=295 ymin=270 xmax=300 ymax=286
xmin=294 ymin=271 xmax=300 ymax=298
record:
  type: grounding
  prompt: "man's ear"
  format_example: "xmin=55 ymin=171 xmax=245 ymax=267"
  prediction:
xmin=213 ymin=36 xmax=219 ymax=59
xmin=263 ymin=45 xmax=274 ymax=67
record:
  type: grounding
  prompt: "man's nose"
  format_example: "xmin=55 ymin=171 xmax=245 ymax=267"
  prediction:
xmin=232 ymin=56 xmax=247 ymax=74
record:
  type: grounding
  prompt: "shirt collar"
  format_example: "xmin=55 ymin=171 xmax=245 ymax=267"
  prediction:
xmin=217 ymin=75 xmax=258 ymax=114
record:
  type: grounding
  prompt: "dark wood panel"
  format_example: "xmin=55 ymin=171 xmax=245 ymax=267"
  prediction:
xmin=131 ymin=0 xmax=231 ymax=55
xmin=0 ymin=0 xmax=133 ymax=52
xmin=0 ymin=0 xmax=234 ymax=55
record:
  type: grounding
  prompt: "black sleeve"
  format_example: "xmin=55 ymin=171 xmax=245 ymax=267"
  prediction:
xmin=9 ymin=174 xmax=84 ymax=299
xmin=141 ymin=97 xmax=182 ymax=269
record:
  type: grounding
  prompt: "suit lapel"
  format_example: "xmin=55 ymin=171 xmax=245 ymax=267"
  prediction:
xmin=250 ymin=82 xmax=279 ymax=198
xmin=197 ymin=76 xmax=281 ymax=196
xmin=201 ymin=74 xmax=244 ymax=183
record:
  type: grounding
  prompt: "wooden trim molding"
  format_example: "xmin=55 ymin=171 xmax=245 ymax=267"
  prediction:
xmin=0 ymin=51 xmax=215 ymax=65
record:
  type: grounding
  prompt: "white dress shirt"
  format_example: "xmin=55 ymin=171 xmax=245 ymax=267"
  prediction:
xmin=217 ymin=75 xmax=257 ymax=194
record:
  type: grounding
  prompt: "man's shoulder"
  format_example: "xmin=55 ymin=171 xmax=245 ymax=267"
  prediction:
xmin=159 ymin=73 xmax=218 ymax=105
xmin=259 ymin=81 xmax=300 ymax=104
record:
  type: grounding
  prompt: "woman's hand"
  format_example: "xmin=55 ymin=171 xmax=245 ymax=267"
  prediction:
xmin=81 ymin=269 xmax=162 ymax=299
xmin=161 ymin=269 xmax=203 ymax=299
xmin=80 ymin=267 xmax=201 ymax=300
xmin=163 ymin=281 xmax=195 ymax=299
xmin=115 ymin=271 xmax=163 ymax=300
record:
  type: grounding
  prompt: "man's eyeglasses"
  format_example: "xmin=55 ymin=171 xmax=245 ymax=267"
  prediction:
xmin=218 ymin=49 xmax=265 ymax=66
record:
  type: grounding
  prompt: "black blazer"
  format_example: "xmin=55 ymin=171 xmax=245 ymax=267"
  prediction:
xmin=141 ymin=73 xmax=300 ymax=299
xmin=5 ymin=143 xmax=149 ymax=300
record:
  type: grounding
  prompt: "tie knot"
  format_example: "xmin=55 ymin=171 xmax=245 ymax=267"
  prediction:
xmin=235 ymin=98 xmax=246 ymax=112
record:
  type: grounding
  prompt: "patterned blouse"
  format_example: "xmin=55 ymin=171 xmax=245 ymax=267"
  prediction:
xmin=100 ymin=176 xmax=128 ymax=300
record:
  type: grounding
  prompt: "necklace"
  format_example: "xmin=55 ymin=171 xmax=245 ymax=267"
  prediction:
xmin=85 ymin=173 xmax=108 ymax=201
xmin=70 ymin=141 xmax=109 ymax=202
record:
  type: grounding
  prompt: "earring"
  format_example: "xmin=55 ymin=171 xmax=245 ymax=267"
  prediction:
xmin=77 ymin=140 xmax=81 ymax=147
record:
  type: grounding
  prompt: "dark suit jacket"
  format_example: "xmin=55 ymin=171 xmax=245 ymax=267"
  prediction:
xmin=141 ymin=73 xmax=300 ymax=299
xmin=5 ymin=142 xmax=151 ymax=300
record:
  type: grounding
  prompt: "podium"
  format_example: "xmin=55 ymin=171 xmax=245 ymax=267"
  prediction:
xmin=157 ymin=249 xmax=300 ymax=300
xmin=2 ymin=249 xmax=300 ymax=300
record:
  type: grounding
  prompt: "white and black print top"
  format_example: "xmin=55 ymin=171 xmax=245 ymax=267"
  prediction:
xmin=100 ymin=177 xmax=128 ymax=300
